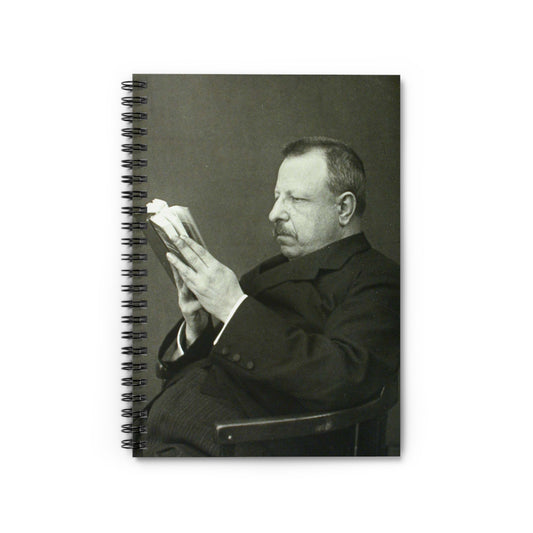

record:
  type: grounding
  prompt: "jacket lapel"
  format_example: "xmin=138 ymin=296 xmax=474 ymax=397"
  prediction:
xmin=243 ymin=233 xmax=371 ymax=296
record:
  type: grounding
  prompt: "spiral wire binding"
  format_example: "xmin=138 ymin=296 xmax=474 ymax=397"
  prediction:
xmin=121 ymin=79 xmax=148 ymax=451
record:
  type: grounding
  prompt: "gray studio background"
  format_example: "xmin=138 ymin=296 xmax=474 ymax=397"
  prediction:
xmin=133 ymin=74 xmax=400 ymax=449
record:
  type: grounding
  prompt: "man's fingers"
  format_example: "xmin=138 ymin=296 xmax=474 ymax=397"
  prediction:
xmin=170 ymin=263 xmax=181 ymax=288
xmin=159 ymin=211 xmax=209 ymax=267
xmin=179 ymin=235 xmax=214 ymax=265
xmin=167 ymin=254 xmax=198 ymax=301
xmin=166 ymin=253 xmax=184 ymax=287
xmin=167 ymin=252 xmax=197 ymax=287
xmin=173 ymin=236 xmax=212 ymax=271
xmin=159 ymin=209 xmax=187 ymax=240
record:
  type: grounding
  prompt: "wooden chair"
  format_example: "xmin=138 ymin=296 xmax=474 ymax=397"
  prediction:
xmin=214 ymin=380 xmax=399 ymax=456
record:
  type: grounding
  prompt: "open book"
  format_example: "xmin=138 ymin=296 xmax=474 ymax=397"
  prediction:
xmin=145 ymin=199 xmax=206 ymax=281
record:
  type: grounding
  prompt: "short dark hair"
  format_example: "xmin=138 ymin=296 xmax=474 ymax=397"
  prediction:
xmin=282 ymin=136 xmax=367 ymax=216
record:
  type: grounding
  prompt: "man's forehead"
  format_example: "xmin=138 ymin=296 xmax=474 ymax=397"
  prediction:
xmin=276 ymin=150 xmax=329 ymax=191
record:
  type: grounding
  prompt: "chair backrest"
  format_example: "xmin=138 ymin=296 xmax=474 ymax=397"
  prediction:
xmin=215 ymin=379 xmax=399 ymax=456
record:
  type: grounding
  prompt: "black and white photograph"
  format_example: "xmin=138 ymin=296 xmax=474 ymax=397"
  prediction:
xmin=122 ymin=75 xmax=400 ymax=456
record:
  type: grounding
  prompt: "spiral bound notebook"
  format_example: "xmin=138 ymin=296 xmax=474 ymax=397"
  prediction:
xmin=121 ymin=75 xmax=401 ymax=457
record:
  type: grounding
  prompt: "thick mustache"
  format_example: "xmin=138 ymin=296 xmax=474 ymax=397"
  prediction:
xmin=272 ymin=225 xmax=295 ymax=238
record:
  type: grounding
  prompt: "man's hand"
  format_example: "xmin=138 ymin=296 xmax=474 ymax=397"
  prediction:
xmin=166 ymin=235 xmax=245 ymax=323
xmin=167 ymin=254 xmax=209 ymax=347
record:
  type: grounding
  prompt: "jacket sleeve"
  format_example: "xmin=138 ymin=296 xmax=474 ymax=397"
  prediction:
xmin=210 ymin=273 xmax=400 ymax=411
xmin=157 ymin=318 xmax=217 ymax=388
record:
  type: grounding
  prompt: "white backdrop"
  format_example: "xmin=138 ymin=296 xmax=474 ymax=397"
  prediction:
xmin=1 ymin=2 xmax=532 ymax=532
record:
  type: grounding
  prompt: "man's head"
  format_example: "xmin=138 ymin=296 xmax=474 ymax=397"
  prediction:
xmin=269 ymin=137 xmax=366 ymax=259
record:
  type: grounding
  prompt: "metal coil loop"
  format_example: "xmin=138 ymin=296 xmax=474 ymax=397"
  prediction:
xmin=121 ymin=424 xmax=147 ymax=434
xmin=121 ymin=269 xmax=147 ymax=277
xmin=121 ymin=362 xmax=148 ymax=372
xmin=121 ymin=80 xmax=147 ymax=90
xmin=121 ymin=439 xmax=147 ymax=450
xmin=121 ymin=111 xmax=148 ymax=122
xmin=121 ymin=222 xmax=147 ymax=231
xmin=121 ymin=175 xmax=147 ymax=184
xmin=121 ymin=206 xmax=147 ymax=215
xmin=121 ymin=96 xmax=148 ymax=106
xmin=121 ymin=331 xmax=148 ymax=340
xmin=122 ymin=127 xmax=148 ymax=138
xmin=121 ymin=159 xmax=147 ymax=169
xmin=121 ymin=191 xmax=147 ymax=200
xmin=121 ymin=284 xmax=148 ymax=293
xmin=122 ymin=378 xmax=147 ymax=387
xmin=121 ymin=143 xmax=148 ymax=153
xmin=121 ymin=237 xmax=147 ymax=246
xmin=121 ymin=253 xmax=147 ymax=262
xmin=122 ymin=347 xmax=147 ymax=356
xmin=121 ymin=393 xmax=147 ymax=403
xmin=121 ymin=300 xmax=147 ymax=309
xmin=121 ymin=408 xmax=148 ymax=418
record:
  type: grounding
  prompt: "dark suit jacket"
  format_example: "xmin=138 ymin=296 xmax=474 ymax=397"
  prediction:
xmin=157 ymin=233 xmax=400 ymax=421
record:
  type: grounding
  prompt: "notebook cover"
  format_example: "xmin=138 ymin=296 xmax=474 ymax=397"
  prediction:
xmin=121 ymin=75 xmax=401 ymax=457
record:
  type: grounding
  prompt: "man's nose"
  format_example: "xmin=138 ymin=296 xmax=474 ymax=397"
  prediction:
xmin=268 ymin=197 xmax=289 ymax=222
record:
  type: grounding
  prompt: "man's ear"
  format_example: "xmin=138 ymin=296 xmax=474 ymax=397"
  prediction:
xmin=337 ymin=192 xmax=357 ymax=226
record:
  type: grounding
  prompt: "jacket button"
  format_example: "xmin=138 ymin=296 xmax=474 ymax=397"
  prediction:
xmin=220 ymin=346 xmax=230 ymax=355
xmin=156 ymin=362 xmax=167 ymax=379
xmin=245 ymin=360 xmax=255 ymax=370
xmin=231 ymin=353 xmax=241 ymax=362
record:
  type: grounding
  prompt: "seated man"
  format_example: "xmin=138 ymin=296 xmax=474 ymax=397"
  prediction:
xmin=143 ymin=137 xmax=400 ymax=457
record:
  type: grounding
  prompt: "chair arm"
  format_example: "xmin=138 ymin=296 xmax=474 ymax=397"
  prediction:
xmin=214 ymin=381 xmax=398 ymax=445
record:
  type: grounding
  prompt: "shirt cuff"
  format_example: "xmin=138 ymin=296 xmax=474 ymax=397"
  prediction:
xmin=213 ymin=294 xmax=248 ymax=345
xmin=175 ymin=322 xmax=187 ymax=357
